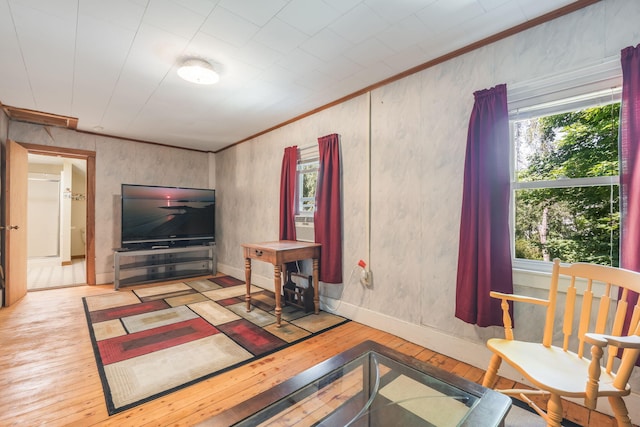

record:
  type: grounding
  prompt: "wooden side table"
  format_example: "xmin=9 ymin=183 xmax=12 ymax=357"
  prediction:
xmin=242 ymin=240 xmax=321 ymax=327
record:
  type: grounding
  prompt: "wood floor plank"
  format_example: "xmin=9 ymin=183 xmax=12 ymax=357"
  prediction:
xmin=0 ymin=282 xmax=621 ymax=426
xmin=0 ymin=383 xmax=104 ymax=425
xmin=462 ymin=365 xmax=486 ymax=384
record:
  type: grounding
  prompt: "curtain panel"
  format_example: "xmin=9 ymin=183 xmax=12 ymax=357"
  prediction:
xmin=279 ymin=146 xmax=298 ymax=241
xmin=455 ymin=84 xmax=514 ymax=327
xmin=619 ymin=44 xmax=640 ymax=335
xmin=315 ymin=134 xmax=342 ymax=284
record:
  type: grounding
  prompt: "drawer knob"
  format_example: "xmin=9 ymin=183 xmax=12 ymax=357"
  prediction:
xmin=255 ymin=249 xmax=263 ymax=256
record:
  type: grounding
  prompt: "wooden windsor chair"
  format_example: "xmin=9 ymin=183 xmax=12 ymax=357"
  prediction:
xmin=482 ymin=258 xmax=640 ymax=427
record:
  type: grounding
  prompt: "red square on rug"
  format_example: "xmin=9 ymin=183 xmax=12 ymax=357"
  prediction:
xmin=217 ymin=319 xmax=285 ymax=356
xmin=210 ymin=275 xmax=245 ymax=287
xmin=90 ymin=299 xmax=170 ymax=323
xmin=216 ymin=297 xmax=243 ymax=307
xmin=138 ymin=289 xmax=198 ymax=302
xmin=98 ymin=317 xmax=219 ymax=365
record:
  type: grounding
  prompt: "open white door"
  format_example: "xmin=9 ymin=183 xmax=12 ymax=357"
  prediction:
xmin=4 ymin=139 xmax=28 ymax=305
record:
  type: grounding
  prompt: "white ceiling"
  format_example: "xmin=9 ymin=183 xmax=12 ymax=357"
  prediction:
xmin=0 ymin=0 xmax=586 ymax=153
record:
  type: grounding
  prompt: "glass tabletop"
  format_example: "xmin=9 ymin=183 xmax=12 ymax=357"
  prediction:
xmin=235 ymin=350 xmax=480 ymax=427
xmin=200 ymin=341 xmax=512 ymax=427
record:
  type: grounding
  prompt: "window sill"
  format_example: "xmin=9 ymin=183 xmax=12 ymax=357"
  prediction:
xmin=513 ymin=261 xmax=608 ymax=295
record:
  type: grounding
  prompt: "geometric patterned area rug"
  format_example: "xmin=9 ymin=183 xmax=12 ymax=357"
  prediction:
xmin=82 ymin=275 xmax=349 ymax=415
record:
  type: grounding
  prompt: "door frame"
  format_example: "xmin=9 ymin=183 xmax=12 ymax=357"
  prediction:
xmin=19 ymin=143 xmax=96 ymax=285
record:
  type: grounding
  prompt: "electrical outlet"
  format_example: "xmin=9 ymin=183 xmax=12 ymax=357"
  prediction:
xmin=360 ymin=269 xmax=370 ymax=286
xmin=357 ymin=259 xmax=371 ymax=287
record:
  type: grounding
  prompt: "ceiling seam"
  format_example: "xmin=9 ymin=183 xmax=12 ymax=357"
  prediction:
xmin=70 ymin=0 xmax=79 ymax=117
xmin=97 ymin=1 xmax=151 ymax=128
xmin=6 ymin=0 xmax=38 ymax=108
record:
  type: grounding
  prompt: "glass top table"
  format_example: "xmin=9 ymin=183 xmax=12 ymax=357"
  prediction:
xmin=203 ymin=341 xmax=511 ymax=427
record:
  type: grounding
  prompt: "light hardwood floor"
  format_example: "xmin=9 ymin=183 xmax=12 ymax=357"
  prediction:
xmin=27 ymin=257 xmax=86 ymax=290
xmin=0 ymin=278 xmax=621 ymax=426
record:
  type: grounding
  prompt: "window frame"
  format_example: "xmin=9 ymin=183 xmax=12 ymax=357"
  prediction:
xmin=508 ymin=85 xmax=622 ymax=273
xmin=296 ymin=146 xmax=319 ymax=217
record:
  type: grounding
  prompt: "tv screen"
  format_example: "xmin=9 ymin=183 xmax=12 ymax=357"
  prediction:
xmin=121 ymin=184 xmax=215 ymax=249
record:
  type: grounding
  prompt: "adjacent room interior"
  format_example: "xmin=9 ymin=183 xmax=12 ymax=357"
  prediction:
xmin=26 ymin=153 xmax=87 ymax=290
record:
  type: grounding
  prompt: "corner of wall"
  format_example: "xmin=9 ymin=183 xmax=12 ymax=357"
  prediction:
xmin=0 ymin=107 xmax=8 ymax=144
xmin=209 ymin=152 xmax=216 ymax=189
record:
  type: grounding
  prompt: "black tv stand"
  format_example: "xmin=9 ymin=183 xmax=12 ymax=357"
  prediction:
xmin=114 ymin=245 xmax=215 ymax=289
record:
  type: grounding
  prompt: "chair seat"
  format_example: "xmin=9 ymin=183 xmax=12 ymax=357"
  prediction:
xmin=487 ymin=338 xmax=630 ymax=398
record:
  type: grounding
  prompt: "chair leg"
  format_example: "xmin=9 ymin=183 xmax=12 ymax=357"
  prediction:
xmin=608 ymin=396 xmax=632 ymax=427
xmin=546 ymin=394 xmax=563 ymax=427
xmin=482 ymin=354 xmax=502 ymax=388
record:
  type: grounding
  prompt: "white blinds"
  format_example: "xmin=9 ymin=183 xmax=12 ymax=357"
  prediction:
xmin=508 ymin=57 xmax=622 ymax=119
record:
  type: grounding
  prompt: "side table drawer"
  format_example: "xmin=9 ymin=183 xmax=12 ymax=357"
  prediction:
xmin=244 ymin=247 xmax=276 ymax=264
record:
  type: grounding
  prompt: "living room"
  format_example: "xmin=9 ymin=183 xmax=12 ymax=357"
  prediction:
xmin=1 ymin=0 xmax=639 ymax=425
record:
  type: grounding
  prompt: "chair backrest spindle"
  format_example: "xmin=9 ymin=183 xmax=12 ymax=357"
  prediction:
xmin=594 ymin=283 xmax=611 ymax=334
xmin=630 ymin=303 xmax=640 ymax=337
xmin=607 ymin=294 xmax=629 ymax=372
xmin=577 ymin=279 xmax=594 ymax=358
xmin=563 ymin=279 xmax=576 ymax=351
xmin=543 ymin=260 xmax=561 ymax=348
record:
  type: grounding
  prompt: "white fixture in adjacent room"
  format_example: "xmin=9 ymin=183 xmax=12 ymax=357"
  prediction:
xmin=177 ymin=58 xmax=219 ymax=85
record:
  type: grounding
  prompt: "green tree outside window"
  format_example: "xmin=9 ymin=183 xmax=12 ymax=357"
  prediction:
xmin=514 ymin=103 xmax=620 ymax=266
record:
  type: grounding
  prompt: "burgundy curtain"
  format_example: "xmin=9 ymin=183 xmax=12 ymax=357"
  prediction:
xmin=455 ymin=84 xmax=513 ymax=327
xmin=314 ymin=134 xmax=342 ymax=283
xmin=620 ymin=44 xmax=640 ymax=335
xmin=279 ymin=146 xmax=298 ymax=240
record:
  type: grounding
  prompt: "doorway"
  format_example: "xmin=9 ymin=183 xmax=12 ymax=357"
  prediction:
xmin=9 ymin=142 xmax=97 ymax=298
xmin=26 ymin=153 xmax=87 ymax=290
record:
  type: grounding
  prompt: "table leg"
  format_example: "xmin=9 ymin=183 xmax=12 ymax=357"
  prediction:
xmin=114 ymin=252 xmax=121 ymax=290
xmin=313 ymin=257 xmax=319 ymax=314
xmin=245 ymin=258 xmax=252 ymax=312
xmin=274 ymin=264 xmax=282 ymax=327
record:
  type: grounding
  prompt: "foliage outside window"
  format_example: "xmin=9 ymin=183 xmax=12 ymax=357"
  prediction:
xmin=513 ymin=102 xmax=620 ymax=266
xmin=297 ymin=158 xmax=318 ymax=214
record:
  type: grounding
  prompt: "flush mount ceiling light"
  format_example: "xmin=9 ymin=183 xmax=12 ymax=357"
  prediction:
xmin=177 ymin=58 xmax=219 ymax=85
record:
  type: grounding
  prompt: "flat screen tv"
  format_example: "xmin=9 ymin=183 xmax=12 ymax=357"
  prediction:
xmin=121 ymin=184 xmax=215 ymax=249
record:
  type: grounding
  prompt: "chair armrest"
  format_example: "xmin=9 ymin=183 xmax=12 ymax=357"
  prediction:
xmin=582 ymin=333 xmax=640 ymax=407
xmin=584 ymin=333 xmax=640 ymax=349
xmin=489 ymin=291 xmax=549 ymax=306
xmin=488 ymin=291 xmax=548 ymax=341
